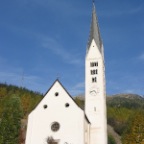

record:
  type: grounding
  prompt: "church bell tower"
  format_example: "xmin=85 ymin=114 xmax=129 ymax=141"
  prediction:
xmin=85 ymin=2 xmax=107 ymax=144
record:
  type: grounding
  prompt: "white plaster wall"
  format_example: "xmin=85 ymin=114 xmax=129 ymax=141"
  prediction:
xmin=25 ymin=81 xmax=85 ymax=144
xmin=84 ymin=119 xmax=90 ymax=144
xmin=85 ymin=39 xmax=107 ymax=144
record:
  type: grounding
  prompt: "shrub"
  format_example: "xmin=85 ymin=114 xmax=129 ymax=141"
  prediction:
xmin=108 ymin=135 xmax=116 ymax=144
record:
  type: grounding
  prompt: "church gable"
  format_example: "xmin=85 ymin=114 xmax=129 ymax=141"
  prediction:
xmin=35 ymin=79 xmax=82 ymax=112
xmin=26 ymin=80 xmax=85 ymax=144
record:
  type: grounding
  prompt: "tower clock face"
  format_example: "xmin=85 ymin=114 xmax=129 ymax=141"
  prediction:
xmin=89 ymin=85 xmax=99 ymax=96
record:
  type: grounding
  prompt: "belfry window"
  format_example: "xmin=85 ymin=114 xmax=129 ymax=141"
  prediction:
xmin=96 ymin=69 xmax=98 ymax=74
xmin=91 ymin=69 xmax=98 ymax=75
xmin=90 ymin=62 xmax=98 ymax=67
xmin=92 ymin=77 xmax=97 ymax=83
xmin=95 ymin=62 xmax=98 ymax=66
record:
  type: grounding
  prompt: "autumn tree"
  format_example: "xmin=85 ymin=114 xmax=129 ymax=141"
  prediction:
xmin=122 ymin=111 xmax=144 ymax=144
xmin=0 ymin=95 xmax=23 ymax=144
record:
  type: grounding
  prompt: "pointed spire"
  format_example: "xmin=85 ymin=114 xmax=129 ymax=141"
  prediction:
xmin=87 ymin=2 xmax=102 ymax=53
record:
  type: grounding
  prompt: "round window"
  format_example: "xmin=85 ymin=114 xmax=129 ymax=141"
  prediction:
xmin=65 ymin=103 xmax=70 ymax=107
xmin=51 ymin=122 xmax=60 ymax=132
xmin=43 ymin=105 xmax=48 ymax=109
xmin=55 ymin=92 xmax=59 ymax=96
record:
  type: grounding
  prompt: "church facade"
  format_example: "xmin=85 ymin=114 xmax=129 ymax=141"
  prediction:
xmin=25 ymin=3 xmax=107 ymax=144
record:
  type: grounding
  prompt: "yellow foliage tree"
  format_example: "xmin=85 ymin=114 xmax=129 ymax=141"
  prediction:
xmin=123 ymin=111 xmax=144 ymax=144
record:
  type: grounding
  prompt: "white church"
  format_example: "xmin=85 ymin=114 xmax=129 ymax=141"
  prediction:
xmin=26 ymin=2 xmax=107 ymax=144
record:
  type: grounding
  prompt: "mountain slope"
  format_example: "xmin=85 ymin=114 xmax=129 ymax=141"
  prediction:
xmin=0 ymin=83 xmax=144 ymax=144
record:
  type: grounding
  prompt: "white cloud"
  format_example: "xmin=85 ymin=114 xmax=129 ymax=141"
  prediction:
xmin=69 ymin=82 xmax=85 ymax=96
xmin=74 ymin=82 xmax=85 ymax=89
xmin=0 ymin=71 xmax=39 ymax=86
xmin=18 ymin=0 xmax=87 ymax=17
xmin=100 ymin=5 xmax=143 ymax=17
xmin=41 ymin=36 xmax=82 ymax=65
xmin=0 ymin=56 xmax=44 ymax=92
xmin=139 ymin=53 xmax=144 ymax=60
xmin=123 ymin=89 xmax=135 ymax=94
xmin=127 ymin=6 xmax=143 ymax=14
xmin=107 ymin=74 xmax=144 ymax=96
xmin=123 ymin=88 xmax=144 ymax=96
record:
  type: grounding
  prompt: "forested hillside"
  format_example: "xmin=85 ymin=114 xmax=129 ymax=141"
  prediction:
xmin=0 ymin=83 xmax=42 ymax=144
xmin=107 ymin=94 xmax=144 ymax=144
xmin=0 ymin=83 xmax=144 ymax=144
xmin=0 ymin=83 xmax=42 ymax=118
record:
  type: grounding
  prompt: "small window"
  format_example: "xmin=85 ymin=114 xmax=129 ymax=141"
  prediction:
xmin=90 ymin=62 xmax=98 ymax=67
xmin=90 ymin=62 xmax=93 ymax=67
xmin=91 ymin=70 xmax=93 ymax=75
xmin=94 ymin=107 xmax=96 ymax=111
xmin=96 ymin=69 xmax=98 ymax=74
xmin=65 ymin=103 xmax=70 ymax=107
xmin=55 ymin=92 xmax=59 ymax=96
xmin=92 ymin=77 xmax=97 ymax=83
xmin=95 ymin=62 xmax=98 ymax=66
xmin=43 ymin=105 xmax=48 ymax=109
xmin=91 ymin=69 xmax=98 ymax=75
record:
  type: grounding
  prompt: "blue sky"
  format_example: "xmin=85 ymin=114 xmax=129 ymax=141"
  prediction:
xmin=0 ymin=0 xmax=144 ymax=96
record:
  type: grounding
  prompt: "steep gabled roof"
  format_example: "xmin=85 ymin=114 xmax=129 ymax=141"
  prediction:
xmin=42 ymin=79 xmax=83 ymax=110
xmin=44 ymin=79 xmax=90 ymax=124
xmin=87 ymin=3 xmax=102 ymax=53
